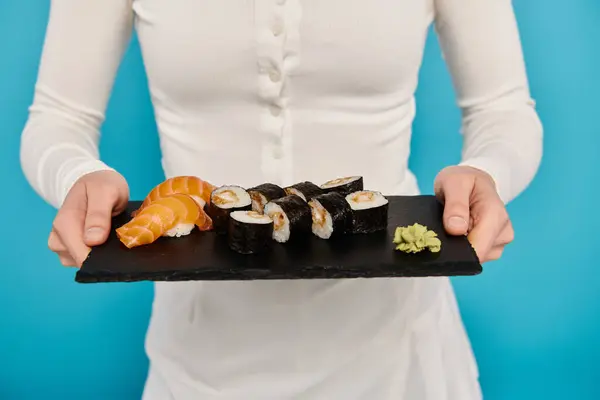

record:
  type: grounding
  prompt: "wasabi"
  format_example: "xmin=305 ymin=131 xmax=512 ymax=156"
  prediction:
xmin=393 ymin=223 xmax=441 ymax=253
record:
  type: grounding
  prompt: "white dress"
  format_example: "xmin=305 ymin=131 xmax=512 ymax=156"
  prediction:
xmin=20 ymin=0 xmax=543 ymax=399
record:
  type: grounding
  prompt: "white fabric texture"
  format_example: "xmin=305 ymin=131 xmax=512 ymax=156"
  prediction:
xmin=20 ymin=0 xmax=543 ymax=399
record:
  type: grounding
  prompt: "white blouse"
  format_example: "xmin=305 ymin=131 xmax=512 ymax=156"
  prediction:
xmin=20 ymin=1 xmax=543 ymax=399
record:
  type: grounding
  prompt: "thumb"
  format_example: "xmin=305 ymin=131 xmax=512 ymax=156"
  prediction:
xmin=436 ymin=174 xmax=473 ymax=236
xmin=83 ymin=186 xmax=121 ymax=246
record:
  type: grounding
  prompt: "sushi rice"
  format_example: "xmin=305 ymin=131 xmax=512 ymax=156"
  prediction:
xmin=164 ymin=223 xmax=196 ymax=238
xmin=264 ymin=202 xmax=291 ymax=243
xmin=345 ymin=190 xmax=388 ymax=210
xmin=308 ymin=192 xmax=353 ymax=239
xmin=230 ymin=210 xmax=273 ymax=225
xmin=264 ymin=195 xmax=312 ymax=243
xmin=309 ymin=199 xmax=334 ymax=239
xmin=211 ymin=185 xmax=251 ymax=209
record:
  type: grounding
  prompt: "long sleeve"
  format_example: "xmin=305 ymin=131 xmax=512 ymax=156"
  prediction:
xmin=434 ymin=0 xmax=543 ymax=204
xmin=20 ymin=0 xmax=134 ymax=208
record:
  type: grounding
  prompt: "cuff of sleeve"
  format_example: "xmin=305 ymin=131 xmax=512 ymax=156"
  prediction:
xmin=459 ymin=157 xmax=511 ymax=204
xmin=56 ymin=158 xmax=115 ymax=207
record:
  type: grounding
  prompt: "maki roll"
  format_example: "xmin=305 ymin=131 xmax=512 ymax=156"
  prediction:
xmin=284 ymin=181 xmax=323 ymax=202
xmin=320 ymin=176 xmax=363 ymax=196
xmin=308 ymin=192 xmax=353 ymax=239
xmin=228 ymin=211 xmax=274 ymax=254
xmin=345 ymin=190 xmax=388 ymax=234
xmin=264 ymin=195 xmax=312 ymax=243
xmin=207 ymin=185 xmax=252 ymax=234
xmin=248 ymin=183 xmax=286 ymax=213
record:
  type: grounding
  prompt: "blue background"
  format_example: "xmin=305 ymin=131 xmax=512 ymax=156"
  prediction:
xmin=1 ymin=0 xmax=598 ymax=399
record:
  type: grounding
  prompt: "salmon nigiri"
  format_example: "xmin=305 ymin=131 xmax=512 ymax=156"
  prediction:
xmin=132 ymin=176 xmax=217 ymax=216
xmin=117 ymin=194 xmax=213 ymax=249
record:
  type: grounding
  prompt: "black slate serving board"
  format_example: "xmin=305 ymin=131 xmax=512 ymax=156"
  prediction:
xmin=75 ymin=195 xmax=482 ymax=283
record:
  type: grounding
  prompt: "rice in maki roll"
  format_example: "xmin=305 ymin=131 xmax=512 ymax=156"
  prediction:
xmin=207 ymin=185 xmax=252 ymax=234
xmin=308 ymin=192 xmax=353 ymax=239
xmin=320 ymin=176 xmax=363 ymax=196
xmin=248 ymin=183 xmax=286 ymax=213
xmin=284 ymin=181 xmax=323 ymax=202
xmin=228 ymin=211 xmax=274 ymax=254
xmin=264 ymin=195 xmax=312 ymax=243
xmin=345 ymin=190 xmax=388 ymax=234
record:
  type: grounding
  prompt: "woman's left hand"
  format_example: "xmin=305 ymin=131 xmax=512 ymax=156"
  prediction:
xmin=433 ymin=165 xmax=514 ymax=263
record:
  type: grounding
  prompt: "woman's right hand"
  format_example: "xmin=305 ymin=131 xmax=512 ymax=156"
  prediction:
xmin=48 ymin=170 xmax=129 ymax=267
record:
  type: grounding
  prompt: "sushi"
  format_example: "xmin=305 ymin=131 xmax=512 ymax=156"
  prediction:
xmin=116 ymin=193 xmax=212 ymax=249
xmin=308 ymin=192 xmax=353 ymax=239
xmin=132 ymin=176 xmax=216 ymax=216
xmin=345 ymin=190 xmax=389 ymax=234
xmin=320 ymin=176 xmax=363 ymax=196
xmin=228 ymin=211 xmax=274 ymax=254
xmin=284 ymin=181 xmax=324 ymax=202
xmin=248 ymin=183 xmax=286 ymax=213
xmin=207 ymin=185 xmax=252 ymax=234
xmin=264 ymin=195 xmax=312 ymax=243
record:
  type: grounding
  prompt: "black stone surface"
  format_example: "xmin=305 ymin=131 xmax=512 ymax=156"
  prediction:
xmin=75 ymin=195 xmax=482 ymax=283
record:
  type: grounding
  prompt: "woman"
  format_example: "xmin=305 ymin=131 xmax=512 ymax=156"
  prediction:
xmin=20 ymin=0 xmax=542 ymax=399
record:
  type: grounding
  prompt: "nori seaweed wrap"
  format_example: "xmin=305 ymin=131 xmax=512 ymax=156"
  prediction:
xmin=228 ymin=211 xmax=274 ymax=254
xmin=320 ymin=176 xmax=364 ymax=197
xmin=264 ymin=195 xmax=312 ymax=243
xmin=248 ymin=183 xmax=287 ymax=213
xmin=284 ymin=181 xmax=324 ymax=202
xmin=308 ymin=192 xmax=353 ymax=239
xmin=207 ymin=185 xmax=252 ymax=235
xmin=345 ymin=190 xmax=389 ymax=234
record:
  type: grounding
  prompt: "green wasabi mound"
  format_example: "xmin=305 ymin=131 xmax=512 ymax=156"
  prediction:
xmin=393 ymin=223 xmax=441 ymax=253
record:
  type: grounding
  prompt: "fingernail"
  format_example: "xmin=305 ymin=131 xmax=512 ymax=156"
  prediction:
xmin=85 ymin=227 xmax=104 ymax=242
xmin=448 ymin=216 xmax=468 ymax=230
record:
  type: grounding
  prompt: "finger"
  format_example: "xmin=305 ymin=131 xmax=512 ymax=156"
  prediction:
xmin=83 ymin=184 xmax=121 ymax=246
xmin=48 ymin=230 xmax=66 ymax=253
xmin=53 ymin=184 xmax=90 ymax=267
xmin=436 ymin=174 xmax=474 ymax=236
xmin=495 ymin=219 xmax=514 ymax=246
xmin=468 ymin=203 xmax=505 ymax=260
xmin=484 ymin=245 xmax=505 ymax=262
xmin=54 ymin=212 xmax=91 ymax=267
xmin=57 ymin=251 xmax=77 ymax=267
xmin=468 ymin=205 xmax=505 ymax=262
xmin=112 ymin=186 xmax=129 ymax=216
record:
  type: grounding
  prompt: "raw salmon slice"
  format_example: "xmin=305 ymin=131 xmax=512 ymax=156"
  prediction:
xmin=116 ymin=193 xmax=213 ymax=249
